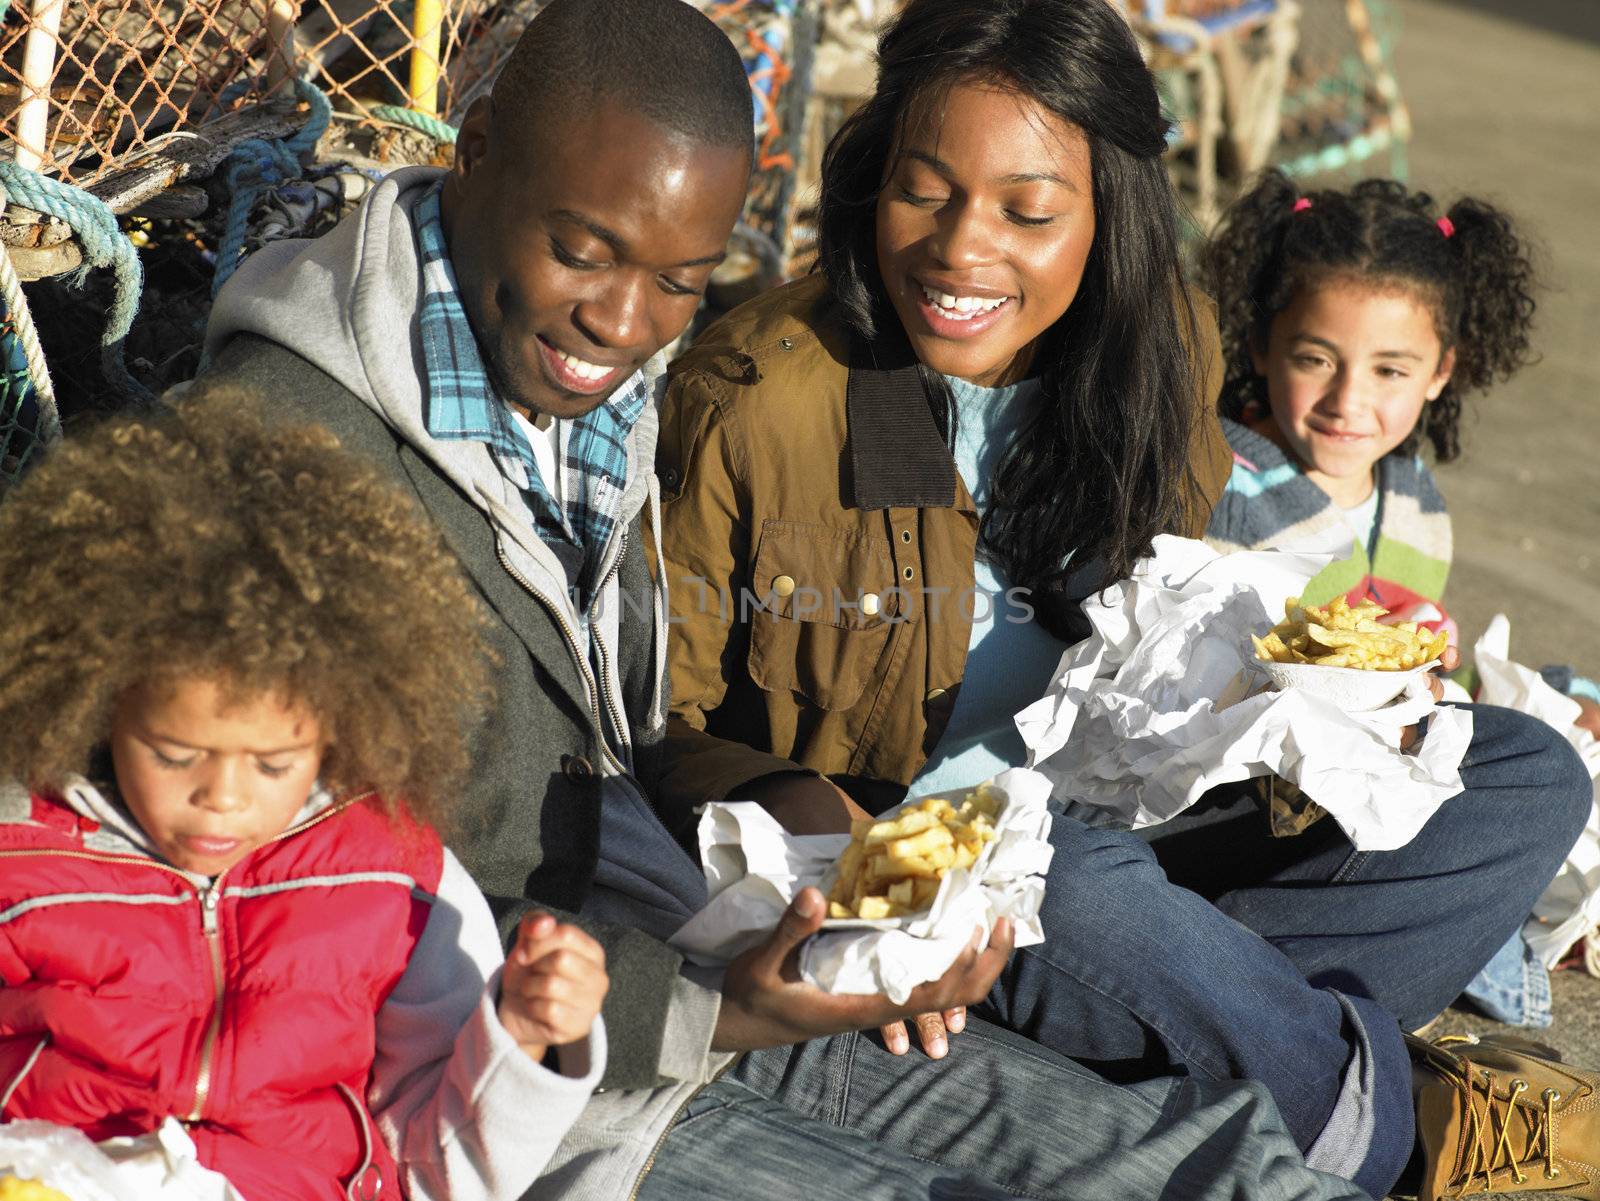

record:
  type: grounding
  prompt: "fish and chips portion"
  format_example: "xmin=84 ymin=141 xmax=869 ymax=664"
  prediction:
xmin=826 ymin=789 xmax=1002 ymax=921
xmin=1252 ymin=595 xmax=1448 ymax=671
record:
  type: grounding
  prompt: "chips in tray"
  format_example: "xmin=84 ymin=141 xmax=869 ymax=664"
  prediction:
xmin=826 ymin=788 xmax=1002 ymax=921
xmin=1252 ymin=595 xmax=1448 ymax=671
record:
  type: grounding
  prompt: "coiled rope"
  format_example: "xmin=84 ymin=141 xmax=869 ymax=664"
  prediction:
xmin=0 ymin=161 xmax=150 ymax=404
xmin=211 ymin=78 xmax=333 ymax=297
xmin=0 ymin=183 xmax=60 ymax=445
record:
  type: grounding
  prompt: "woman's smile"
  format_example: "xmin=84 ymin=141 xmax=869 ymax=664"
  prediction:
xmin=911 ymin=278 xmax=1016 ymax=339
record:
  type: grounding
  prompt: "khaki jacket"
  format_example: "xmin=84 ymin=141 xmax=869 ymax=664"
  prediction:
xmin=656 ymin=275 xmax=1230 ymax=832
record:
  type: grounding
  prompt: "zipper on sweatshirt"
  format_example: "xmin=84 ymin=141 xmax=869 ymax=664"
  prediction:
xmin=627 ymin=1060 xmax=735 ymax=1201
xmin=184 ymin=876 xmax=226 ymax=1121
xmin=494 ymin=537 xmax=631 ymax=777
xmin=586 ymin=527 xmax=635 ymax=762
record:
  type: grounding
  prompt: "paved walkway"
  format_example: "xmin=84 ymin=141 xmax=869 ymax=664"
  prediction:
xmin=1396 ymin=0 xmax=1600 ymax=671
xmin=1394 ymin=5 xmax=1600 ymax=1194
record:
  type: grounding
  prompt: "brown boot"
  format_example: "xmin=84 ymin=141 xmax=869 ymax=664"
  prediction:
xmin=1409 ymin=1031 xmax=1600 ymax=1199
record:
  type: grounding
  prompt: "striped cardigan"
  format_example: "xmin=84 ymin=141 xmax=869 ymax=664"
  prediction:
xmin=1206 ymin=417 xmax=1454 ymax=631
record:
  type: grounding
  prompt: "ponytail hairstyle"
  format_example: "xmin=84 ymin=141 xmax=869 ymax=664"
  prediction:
xmin=816 ymin=0 xmax=1202 ymax=594
xmin=1203 ymin=169 xmax=1537 ymax=463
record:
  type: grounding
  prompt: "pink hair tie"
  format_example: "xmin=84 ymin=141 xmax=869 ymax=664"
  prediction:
xmin=1436 ymin=215 xmax=1456 ymax=238
xmin=1292 ymin=197 xmax=1313 ymax=213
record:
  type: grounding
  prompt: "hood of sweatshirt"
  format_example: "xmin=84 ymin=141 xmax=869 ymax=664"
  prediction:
xmin=203 ymin=166 xmax=663 ymax=540
xmin=1 ymin=775 xmax=338 ymax=883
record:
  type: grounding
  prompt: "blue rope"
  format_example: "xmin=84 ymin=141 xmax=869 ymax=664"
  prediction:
xmin=0 ymin=161 xmax=151 ymax=403
xmin=211 ymin=79 xmax=332 ymax=297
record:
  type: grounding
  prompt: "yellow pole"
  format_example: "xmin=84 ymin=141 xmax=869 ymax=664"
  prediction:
xmin=407 ymin=0 xmax=444 ymax=117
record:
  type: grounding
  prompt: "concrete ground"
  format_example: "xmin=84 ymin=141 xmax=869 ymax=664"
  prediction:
xmin=1389 ymin=2 xmax=1600 ymax=1193
xmin=1396 ymin=0 xmax=1600 ymax=672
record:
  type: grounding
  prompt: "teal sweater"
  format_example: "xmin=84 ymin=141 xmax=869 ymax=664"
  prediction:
xmin=1206 ymin=417 xmax=1454 ymax=624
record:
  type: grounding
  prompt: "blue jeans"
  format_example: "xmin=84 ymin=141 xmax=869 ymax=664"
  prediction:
xmin=1461 ymin=931 xmax=1553 ymax=1026
xmin=640 ymin=1018 xmax=1370 ymax=1201
xmin=983 ymin=703 xmax=1589 ymax=1198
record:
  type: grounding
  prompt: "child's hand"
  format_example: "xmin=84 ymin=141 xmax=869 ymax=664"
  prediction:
xmin=497 ymin=911 xmax=608 ymax=1065
xmin=1421 ymin=644 xmax=1461 ymax=703
xmin=1575 ymin=697 xmax=1600 ymax=740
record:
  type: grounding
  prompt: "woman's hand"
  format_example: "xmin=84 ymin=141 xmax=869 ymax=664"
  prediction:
xmin=497 ymin=912 xmax=609 ymax=1065
xmin=713 ymin=887 xmax=1012 ymax=1053
xmin=739 ymin=772 xmax=872 ymax=835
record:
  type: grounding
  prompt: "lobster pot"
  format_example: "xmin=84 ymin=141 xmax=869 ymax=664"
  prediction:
xmin=0 ymin=0 xmax=289 ymax=183
xmin=1272 ymin=0 xmax=1409 ymax=180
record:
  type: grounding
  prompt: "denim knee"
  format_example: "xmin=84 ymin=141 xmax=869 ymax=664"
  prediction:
xmin=1037 ymin=817 xmax=1172 ymax=930
xmin=1469 ymin=704 xmax=1592 ymax=861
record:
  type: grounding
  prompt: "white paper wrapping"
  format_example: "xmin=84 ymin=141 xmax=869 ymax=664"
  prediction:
xmin=1015 ymin=536 xmax=1474 ymax=852
xmin=0 ymin=1118 xmax=245 ymax=1201
xmin=1454 ymin=615 xmax=1600 ymax=968
xmin=669 ymin=768 xmax=1055 ymax=1004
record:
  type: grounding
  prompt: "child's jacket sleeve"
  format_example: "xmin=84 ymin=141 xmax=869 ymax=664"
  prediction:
xmin=368 ymin=849 xmax=605 ymax=1201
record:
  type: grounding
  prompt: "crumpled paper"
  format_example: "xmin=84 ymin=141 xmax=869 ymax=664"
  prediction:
xmin=669 ymin=768 xmax=1055 ymax=1003
xmin=0 ymin=1118 xmax=245 ymax=1201
xmin=1455 ymin=615 xmax=1600 ymax=967
xmin=1015 ymin=536 xmax=1475 ymax=852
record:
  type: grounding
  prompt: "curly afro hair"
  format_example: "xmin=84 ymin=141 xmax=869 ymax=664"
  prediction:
xmin=1201 ymin=169 xmax=1538 ymax=464
xmin=0 ymin=384 xmax=493 ymax=829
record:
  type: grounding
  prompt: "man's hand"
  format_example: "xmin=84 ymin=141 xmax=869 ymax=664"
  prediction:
xmin=734 ymin=780 xmax=977 ymax=1057
xmin=880 ymin=1007 xmax=967 ymax=1058
xmin=497 ymin=912 xmax=609 ymax=1065
xmin=713 ymin=887 xmax=1012 ymax=1053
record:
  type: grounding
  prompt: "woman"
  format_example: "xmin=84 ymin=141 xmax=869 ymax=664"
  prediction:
xmin=657 ymin=2 xmax=1591 ymax=1198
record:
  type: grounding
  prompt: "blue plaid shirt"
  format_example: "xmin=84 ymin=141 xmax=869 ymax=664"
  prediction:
xmin=414 ymin=184 xmax=647 ymax=604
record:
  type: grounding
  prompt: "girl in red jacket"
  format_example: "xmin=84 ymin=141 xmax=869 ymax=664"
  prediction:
xmin=0 ymin=388 xmax=608 ymax=1201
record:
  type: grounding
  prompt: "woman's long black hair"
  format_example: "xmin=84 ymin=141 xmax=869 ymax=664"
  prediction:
xmin=816 ymin=0 xmax=1204 ymax=596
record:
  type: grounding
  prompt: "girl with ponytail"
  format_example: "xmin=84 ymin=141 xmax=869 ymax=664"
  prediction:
xmin=1203 ymin=170 xmax=1539 ymax=643
xmin=1203 ymin=173 xmax=1600 ymax=1028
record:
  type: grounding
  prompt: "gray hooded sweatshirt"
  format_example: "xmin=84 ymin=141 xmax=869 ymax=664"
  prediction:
xmin=203 ymin=166 xmax=733 ymax=1199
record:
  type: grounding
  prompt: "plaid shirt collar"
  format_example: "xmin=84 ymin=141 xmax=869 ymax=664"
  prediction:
xmin=414 ymin=183 xmax=648 ymax=601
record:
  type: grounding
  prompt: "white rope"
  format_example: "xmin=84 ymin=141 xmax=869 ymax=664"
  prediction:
xmin=0 ymin=181 xmax=62 ymax=445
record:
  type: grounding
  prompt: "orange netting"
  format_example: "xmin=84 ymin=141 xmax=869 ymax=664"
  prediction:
xmin=0 ymin=1 xmax=806 ymax=178
xmin=0 ymin=0 xmax=524 ymax=185
xmin=0 ymin=1 xmax=284 ymax=184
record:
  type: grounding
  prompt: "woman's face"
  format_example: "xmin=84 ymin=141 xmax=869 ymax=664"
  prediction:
xmin=875 ymin=79 xmax=1096 ymax=387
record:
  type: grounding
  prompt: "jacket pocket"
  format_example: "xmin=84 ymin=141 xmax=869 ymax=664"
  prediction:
xmin=746 ymin=520 xmax=903 ymax=711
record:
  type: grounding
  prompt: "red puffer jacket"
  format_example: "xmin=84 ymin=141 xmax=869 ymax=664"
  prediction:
xmin=0 ymin=792 xmax=443 ymax=1201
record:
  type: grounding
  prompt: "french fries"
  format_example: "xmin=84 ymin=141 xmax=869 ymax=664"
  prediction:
xmin=826 ymin=789 xmax=1001 ymax=920
xmin=0 ymin=1179 xmax=72 ymax=1201
xmin=1252 ymin=595 xmax=1448 ymax=671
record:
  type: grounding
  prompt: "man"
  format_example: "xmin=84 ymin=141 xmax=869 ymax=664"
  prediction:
xmin=201 ymin=2 xmax=1408 ymax=1198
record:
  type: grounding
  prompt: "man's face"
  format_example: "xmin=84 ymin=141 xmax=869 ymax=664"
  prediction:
xmin=443 ymin=97 xmax=750 ymax=420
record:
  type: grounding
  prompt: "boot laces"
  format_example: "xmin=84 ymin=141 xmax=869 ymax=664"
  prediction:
xmin=1449 ymin=1059 xmax=1561 ymax=1195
